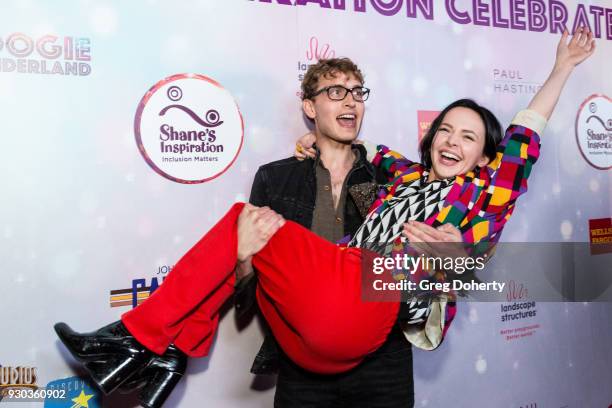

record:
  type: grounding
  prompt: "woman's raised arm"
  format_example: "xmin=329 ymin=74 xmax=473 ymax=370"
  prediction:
xmin=527 ymin=27 xmax=595 ymax=121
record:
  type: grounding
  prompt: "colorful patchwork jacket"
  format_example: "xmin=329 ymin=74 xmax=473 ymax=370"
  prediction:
xmin=364 ymin=109 xmax=547 ymax=350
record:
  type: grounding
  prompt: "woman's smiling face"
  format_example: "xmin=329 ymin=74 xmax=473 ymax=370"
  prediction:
xmin=428 ymin=106 xmax=490 ymax=182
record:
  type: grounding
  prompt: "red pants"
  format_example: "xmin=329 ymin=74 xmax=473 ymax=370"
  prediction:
xmin=122 ymin=203 xmax=399 ymax=374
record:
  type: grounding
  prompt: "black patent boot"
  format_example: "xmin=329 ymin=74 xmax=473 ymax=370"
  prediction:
xmin=118 ymin=344 xmax=188 ymax=408
xmin=54 ymin=321 xmax=152 ymax=394
xmin=139 ymin=344 xmax=187 ymax=408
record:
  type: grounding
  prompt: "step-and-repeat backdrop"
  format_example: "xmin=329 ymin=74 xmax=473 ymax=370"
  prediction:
xmin=1 ymin=1 xmax=611 ymax=407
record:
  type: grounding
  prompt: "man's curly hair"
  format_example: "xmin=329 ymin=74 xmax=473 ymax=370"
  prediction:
xmin=301 ymin=58 xmax=364 ymax=100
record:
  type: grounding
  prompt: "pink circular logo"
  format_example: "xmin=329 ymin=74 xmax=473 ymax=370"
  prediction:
xmin=134 ymin=74 xmax=244 ymax=183
xmin=575 ymin=94 xmax=611 ymax=170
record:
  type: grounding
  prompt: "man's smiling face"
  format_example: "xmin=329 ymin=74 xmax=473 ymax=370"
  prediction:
xmin=302 ymin=71 xmax=365 ymax=144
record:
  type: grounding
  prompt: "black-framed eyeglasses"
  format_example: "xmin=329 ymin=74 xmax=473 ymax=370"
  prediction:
xmin=309 ymin=85 xmax=370 ymax=102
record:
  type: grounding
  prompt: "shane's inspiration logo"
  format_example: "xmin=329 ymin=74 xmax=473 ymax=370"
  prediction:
xmin=575 ymin=94 xmax=611 ymax=170
xmin=135 ymin=74 xmax=244 ymax=183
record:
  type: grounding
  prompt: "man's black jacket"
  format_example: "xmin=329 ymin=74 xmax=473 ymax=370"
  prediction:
xmin=234 ymin=144 xmax=387 ymax=374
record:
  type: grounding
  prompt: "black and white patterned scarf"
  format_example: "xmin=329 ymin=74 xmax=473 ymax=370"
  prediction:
xmin=348 ymin=172 xmax=454 ymax=324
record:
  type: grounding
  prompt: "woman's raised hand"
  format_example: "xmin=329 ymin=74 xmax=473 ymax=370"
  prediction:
xmin=527 ymin=26 xmax=597 ymax=121
xmin=555 ymin=27 xmax=596 ymax=70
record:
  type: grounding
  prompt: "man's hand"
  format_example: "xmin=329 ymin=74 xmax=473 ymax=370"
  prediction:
xmin=237 ymin=204 xmax=285 ymax=261
xmin=295 ymin=132 xmax=317 ymax=161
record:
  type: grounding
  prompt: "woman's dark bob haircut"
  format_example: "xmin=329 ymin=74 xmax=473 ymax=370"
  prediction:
xmin=419 ymin=98 xmax=503 ymax=170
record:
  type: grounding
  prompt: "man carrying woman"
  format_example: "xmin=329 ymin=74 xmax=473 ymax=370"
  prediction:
xmin=54 ymin=28 xmax=595 ymax=407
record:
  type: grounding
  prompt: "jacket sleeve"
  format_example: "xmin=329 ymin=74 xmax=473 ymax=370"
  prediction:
xmin=483 ymin=110 xmax=544 ymax=212
xmin=234 ymin=167 xmax=269 ymax=317
xmin=462 ymin=109 xmax=546 ymax=244
xmin=361 ymin=140 xmax=417 ymax=183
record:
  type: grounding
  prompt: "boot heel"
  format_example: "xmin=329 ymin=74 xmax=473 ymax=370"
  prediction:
xmin=85 ymin=355 xmax=145 ymax=394
xmin=139 ymin=369 xmax=183 ymax=408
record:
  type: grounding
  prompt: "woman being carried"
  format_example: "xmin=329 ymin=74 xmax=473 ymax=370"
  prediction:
xmin=54 ymin=29 xmax=595 ymax=408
